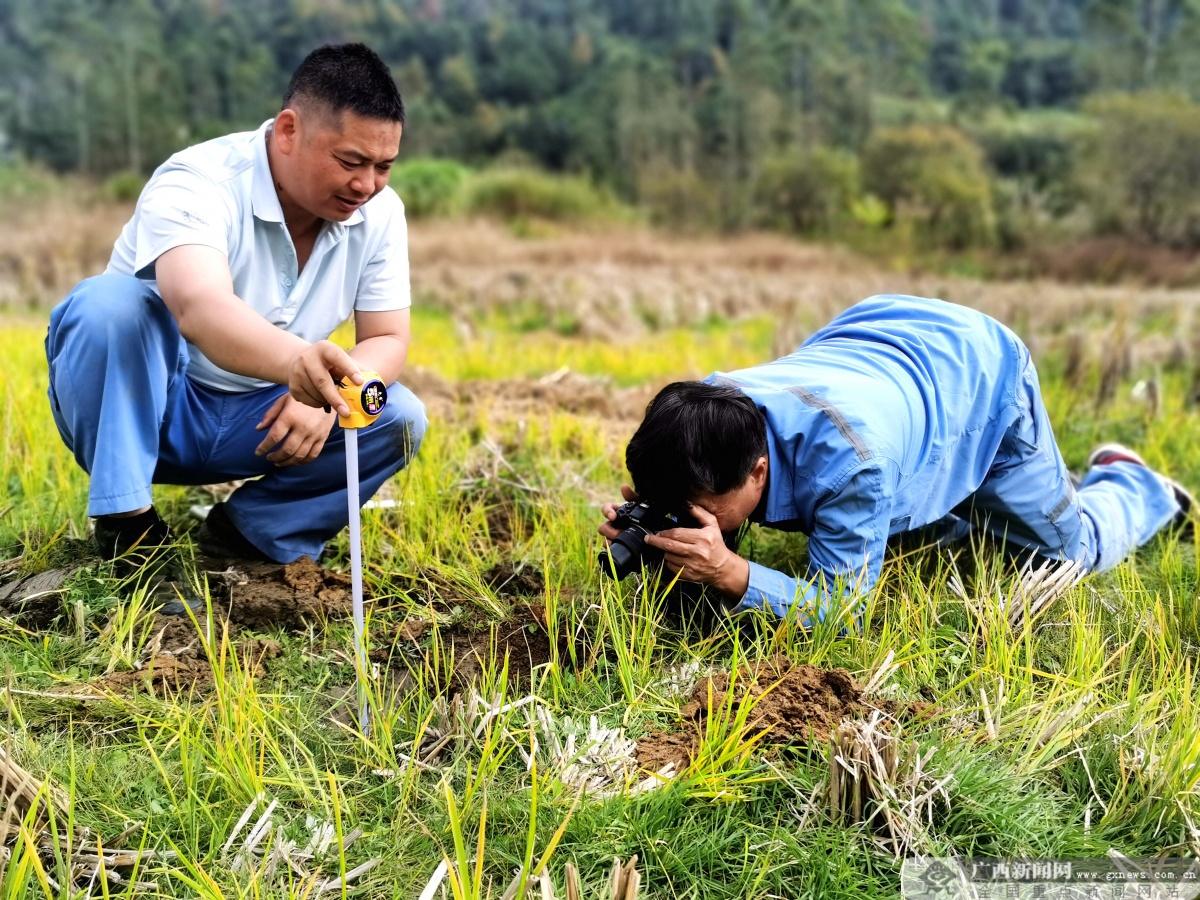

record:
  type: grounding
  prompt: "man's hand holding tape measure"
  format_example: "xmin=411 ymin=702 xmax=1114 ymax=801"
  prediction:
xmin=288 ymin=339 xmax=364 ymax=416
xmin=255 ymin=340 xmax=365 ymax=468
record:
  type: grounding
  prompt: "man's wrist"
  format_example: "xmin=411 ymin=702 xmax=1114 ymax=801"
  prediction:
xmin=715 ymin=554 xmax=750 ymax=599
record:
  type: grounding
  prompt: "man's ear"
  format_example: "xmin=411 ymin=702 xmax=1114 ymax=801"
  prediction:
xmin=273 ymin=108 xmax=300 ymax=155
xmin=750 ymin=455 xmax=769 ymax=488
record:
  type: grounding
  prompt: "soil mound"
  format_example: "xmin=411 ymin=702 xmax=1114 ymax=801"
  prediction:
xmin=449 ymin=611 xmax=557 ymax=691
xmin=636 ymin=656 xmax=929 ymax=774
xmin=0 ymin=556 xmax=354 ymax=635
xmin=218 ymin=558 xmax=353 ymax=629
xmin=635 ymin=731 xmax=697 ymax=777
xmin=5 ymin=557 xmax=351 ymax=697
xmin=51 ymin=614 xmax=281 ymax=697
xmin=377 ymin=603 xmax=586 ymax=694
xmin=484 ymin=561 xmax=545 ymax=598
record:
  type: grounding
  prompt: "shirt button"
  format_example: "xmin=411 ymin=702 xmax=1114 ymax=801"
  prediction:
xmin=282 ymin=276 xmax=293 ymax=287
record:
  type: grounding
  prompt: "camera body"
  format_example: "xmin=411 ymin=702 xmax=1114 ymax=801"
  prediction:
xmin=598 ymin=500 xmax=698 ymax=579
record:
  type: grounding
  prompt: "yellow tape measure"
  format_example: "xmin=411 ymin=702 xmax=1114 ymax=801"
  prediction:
xmin=337 ymin=372 xmax=388 ymax=429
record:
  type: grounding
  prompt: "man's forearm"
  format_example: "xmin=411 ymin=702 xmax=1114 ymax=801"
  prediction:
xmin=155 ymin=245 xmax=359 ymax=414
xmin=349 ymin=334 xmax=408 ymax=384
xmin=736 ymin=561 xmax=867 ymax=627
xmin=174 ymin=290 xmax=308 ymax=384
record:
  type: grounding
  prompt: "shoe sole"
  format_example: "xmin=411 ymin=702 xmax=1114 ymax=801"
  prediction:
xmin=1087 ymin=442 xmax=1193 ymax=524
xmin=1087 ymin=442 xmax=1147 ymax=469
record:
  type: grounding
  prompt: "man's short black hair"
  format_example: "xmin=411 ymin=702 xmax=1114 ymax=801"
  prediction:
xmin=284 ymin=43 xmax=405 ymax=125
xmin=625 ymin=381 xmax=767 ymax=513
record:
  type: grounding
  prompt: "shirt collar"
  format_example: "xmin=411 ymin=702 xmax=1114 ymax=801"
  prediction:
xmin=252 ymin=119 xmax=284 ymax=224
xmin=251 ymin=118 xmax=365 ymax=230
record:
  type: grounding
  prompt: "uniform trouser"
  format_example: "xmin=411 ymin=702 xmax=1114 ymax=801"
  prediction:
xmin=45 ymin=274 xmax=428 ymax=563
xmin=951 ymin=342 xmax=1178 ymax=574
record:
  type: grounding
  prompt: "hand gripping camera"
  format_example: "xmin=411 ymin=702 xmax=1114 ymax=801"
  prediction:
xmin=598 ymin=501 xmax=698 ymax=580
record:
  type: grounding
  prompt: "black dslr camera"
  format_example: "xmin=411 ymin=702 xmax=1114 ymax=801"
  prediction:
xmin=598 ymin=501 xmax=698 ymax=580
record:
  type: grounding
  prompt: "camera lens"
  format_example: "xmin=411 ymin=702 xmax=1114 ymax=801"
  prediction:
xmin=599 ymin=528 xmax=646 ymax=579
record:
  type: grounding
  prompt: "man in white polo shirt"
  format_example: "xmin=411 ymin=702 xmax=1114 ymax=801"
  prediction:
xmin=45 ymin=43 xmax=426 ymax=612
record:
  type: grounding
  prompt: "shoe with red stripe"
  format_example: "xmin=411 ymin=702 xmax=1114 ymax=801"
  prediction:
xmin=1087 ymin=443 xmax=1194 ymax=528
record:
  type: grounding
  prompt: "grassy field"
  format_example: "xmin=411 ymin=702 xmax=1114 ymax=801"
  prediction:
xmin=2 ymin=216 xmax=1200 ymax=898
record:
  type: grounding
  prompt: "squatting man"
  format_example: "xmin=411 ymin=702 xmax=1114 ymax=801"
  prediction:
xmin=45 ymin=44 xmax=426 ymax=613
xmin=600 ymin=295 xmax=1192 ymax=626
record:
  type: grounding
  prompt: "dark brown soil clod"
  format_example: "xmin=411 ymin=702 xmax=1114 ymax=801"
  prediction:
xmin=483 ymin=561 xmax=545 ymax=598
xmin=219 ymin=557 xmax=353 ymax=629
xmin=376 ymin=603 xmax=587 ymax=695
xmin=636 ymin=656 xmax=931 ymax=774
xmin=52 ymin=614 xmax=281 ymax=697
xmin=0 ymin=567 xmax=75 ymax=630
xmin=26 ymin=557 xmax=352 ymax=698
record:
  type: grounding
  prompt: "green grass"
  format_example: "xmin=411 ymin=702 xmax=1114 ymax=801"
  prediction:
xmin=2 ymin=305 xmax=1199 ymax=898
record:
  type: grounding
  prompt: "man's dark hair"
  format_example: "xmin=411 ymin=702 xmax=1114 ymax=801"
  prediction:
xmin=625 ymin=381 xmax=767 ymax=513
xmin=284 ymin=43 xmax=405 ymax=124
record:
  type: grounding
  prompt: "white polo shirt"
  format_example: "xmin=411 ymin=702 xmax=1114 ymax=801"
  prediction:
xmin=107 ymin=119 xmax=411 ymax=392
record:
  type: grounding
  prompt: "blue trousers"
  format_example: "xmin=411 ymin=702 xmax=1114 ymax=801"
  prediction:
xmin=954 ymin=346 xmax=1178 ymax=574
xmin=46 ymin=274 xmax=428 ymax=563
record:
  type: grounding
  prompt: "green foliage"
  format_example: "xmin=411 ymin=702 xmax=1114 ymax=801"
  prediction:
xmin=970 ymin=113 xmax=1085 ymax=201
xmin=0 ymin=162 xmax=64 ymax=200
xmin=849 ymin=194 xmax=890 ymax=231
xmin=969 ymin=111 xmax=1090 ymax=250
xmin=753 ymin=149 xmax=860 ymax=235
xmin=1081 ymin=91 xmax=1200 ymax=246
xmin=636 ymin=166 xmax=720 ymax=232
xmin=5 ymin=0 xmax=1200 ymax=249
xmin=861 ymin=125 xmax=997 ymax=249
xmin=463 ymin=168 xmax=626 ymax=225
xmin=103 ymin=170 xmax=146 ymax=202
xmin=390 ymin=158 xmax=468 ymax=218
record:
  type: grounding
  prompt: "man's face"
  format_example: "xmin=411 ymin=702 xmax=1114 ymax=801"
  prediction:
xmin=281 ymin=108 xmax=402 ymax=222
xmin=689 ymin=455 xmax=769 ymax=533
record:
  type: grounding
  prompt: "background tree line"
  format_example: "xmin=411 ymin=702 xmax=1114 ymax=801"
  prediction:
xmin=4 ymin=0 xmax=1200 ymax=262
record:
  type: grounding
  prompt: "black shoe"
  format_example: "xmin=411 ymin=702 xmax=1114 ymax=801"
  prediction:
xmin=195 ymin=503 xmax=275 ymax=563
xmin=93 ymin=508 xmax=204 ymax=617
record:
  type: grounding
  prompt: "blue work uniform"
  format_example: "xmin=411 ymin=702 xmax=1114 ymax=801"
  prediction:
xmin=705 ymin=295 xmax=1178 ymax=623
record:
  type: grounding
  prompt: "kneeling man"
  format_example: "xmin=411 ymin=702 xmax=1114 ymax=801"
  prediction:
xmin=601 ymin=295 xmax=1190 ymax=624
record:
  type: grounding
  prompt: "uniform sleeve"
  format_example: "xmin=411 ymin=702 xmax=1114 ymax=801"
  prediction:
xmin=132 ymin=167 xmax=231 ymax=278
xmin=733 ymin=464 xmax=890 ymax=627
xmin=355 ymin=194 xmax=411 ymax=312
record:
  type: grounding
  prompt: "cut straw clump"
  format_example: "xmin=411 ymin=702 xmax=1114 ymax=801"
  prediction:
xmin=421 ymin=855 xmax=642 ymax=900
xmin=1 ymin=745 xmax=164 ymax=893
xmin=528 ymin=708 xmax=671 ymax=797
xmin=0 ymin=744 xmax=68 ymax=846
xmin=950 ymin=556 xmax=1083 ymax=639
xmin=825 ymin=711 xmax=954 ymax=856
xmin=383 ymin=692 xmax=668 ymax=797
xmin=1008 ymin=557 xmax=1084 ymax=631
xmin=220 ymin=793 xmax=379 ymax=894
